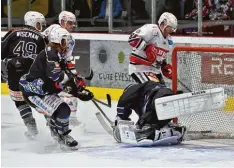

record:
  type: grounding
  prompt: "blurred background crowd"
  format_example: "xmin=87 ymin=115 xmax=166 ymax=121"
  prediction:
xmin=1 ymin=0 xmax=234 ymax=36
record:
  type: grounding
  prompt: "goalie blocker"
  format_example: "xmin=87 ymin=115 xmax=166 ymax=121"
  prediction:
xmin=113 ymin=81 xmax=186 ymax=146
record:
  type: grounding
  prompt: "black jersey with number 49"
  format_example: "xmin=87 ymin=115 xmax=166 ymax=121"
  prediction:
xmin=1 ymin=28 xmax=45 ymax=61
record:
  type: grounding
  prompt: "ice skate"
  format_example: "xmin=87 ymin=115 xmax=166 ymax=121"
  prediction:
xmin=48 ymin=118 xmax=59 ymax=141
xmin=57 ymin=130 xmax=78 ymax=150
xmin=23 ymin=116 xmax=38 ymax=139
xmin=69 ymin=117 xmax=81 ymax=127
xmin=49 ymin=119 xmax=78 ymax=150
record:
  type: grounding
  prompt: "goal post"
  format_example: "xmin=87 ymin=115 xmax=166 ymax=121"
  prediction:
xmin=171 ymin=46 xmax=234 ymax=139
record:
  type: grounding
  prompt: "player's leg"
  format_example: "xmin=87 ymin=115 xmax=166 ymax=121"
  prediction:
xmin=8 ymin=71 xmax=38 ymax=138
xmin=114 ymin=84 xmax=140 ymax=143
xmin=27 ymin=94 xmax=78 ymax=149
xmin=59 ymin=91 xmax=80 ymax=126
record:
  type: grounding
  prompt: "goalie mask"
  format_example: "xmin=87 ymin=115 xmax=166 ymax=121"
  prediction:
xmin=158 ymin=12 xmax=177 ymax=33
xmin=24 ymin=11 xmax=46 ymax=32
xmin=49 ymin=27 xmax=72 ymax=54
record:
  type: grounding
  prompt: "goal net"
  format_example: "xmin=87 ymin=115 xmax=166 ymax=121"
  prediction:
xmin=171 ymin=46 xmax=234 ymax=139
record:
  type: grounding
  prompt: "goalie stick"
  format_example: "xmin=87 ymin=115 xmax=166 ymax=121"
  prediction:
xmin=92 ymin=99 xmax=114 ymax=136
xmin=95 ymin=112 xmax=113 ymax=136
xmin=91 ymin=99 xmax=114 ymax=125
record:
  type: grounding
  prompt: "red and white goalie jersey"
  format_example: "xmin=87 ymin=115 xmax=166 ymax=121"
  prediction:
xmin=128 ymin=24 xmax=173 ymax=76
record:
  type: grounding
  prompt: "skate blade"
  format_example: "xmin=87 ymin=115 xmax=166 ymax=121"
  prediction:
xmin=59 ymin=144 xmax=79 ymax=151
xmin=137 ymin=139 xmax=153 ymax=146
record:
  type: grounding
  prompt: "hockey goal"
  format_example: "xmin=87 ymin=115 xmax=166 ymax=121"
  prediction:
xmin=171 ymin=46 xmax=234 ymax=139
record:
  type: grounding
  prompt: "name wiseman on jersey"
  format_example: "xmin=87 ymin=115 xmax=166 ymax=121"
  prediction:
xmin=16 ymin=31 xmax=39 ymax=40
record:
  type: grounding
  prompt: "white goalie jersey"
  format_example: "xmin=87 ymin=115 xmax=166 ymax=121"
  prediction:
xmin=42 ymin=24 xmax=75 ymax=60
xmin=128 ymin=24 xmax=174 ymax=75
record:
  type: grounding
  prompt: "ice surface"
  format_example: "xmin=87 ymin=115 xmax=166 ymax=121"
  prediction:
xmin=1 ymin=96 xmax=234 ymax=167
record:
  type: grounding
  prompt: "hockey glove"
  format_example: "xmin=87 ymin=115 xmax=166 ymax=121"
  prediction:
xmin=63 ymin=78 xmax=93 ymax=101
xmin=161 ymin=63 xmax=172 ymax=79
xmin=59 ymin=59 xmax=67 ymax=70
xmin=76 ymin=87 xmax=94 ymax=101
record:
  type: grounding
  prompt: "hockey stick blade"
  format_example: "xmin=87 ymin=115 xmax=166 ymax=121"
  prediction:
xmin=106 ymin=94 xmax=111 ymax=107
xmin=91 ymin=99 xmax=114 ymax=125
xmin=95 ymin=112 xmax=113 ymax=136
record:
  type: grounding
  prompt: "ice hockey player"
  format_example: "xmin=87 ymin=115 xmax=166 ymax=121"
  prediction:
xmin=1 ymin=11 xmax=46 ymax=138
xmin=19 ymin=27 xmax=94 ymax=150
xmin=128 ymin=12 xmax=177 ymax=84
xmin=42 ymin=11 xmax=93 ymax=126
xmin=113 ymin=81 xmax=186 ymax=146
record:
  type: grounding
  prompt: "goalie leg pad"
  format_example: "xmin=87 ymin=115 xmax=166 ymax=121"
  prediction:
xmin=113 ymin=126 xmax=121 ymax=143
xmin=118 ymin=120 xmax=137 ymax=144
xmin=118 ymin=121 xmax=183 ymax=146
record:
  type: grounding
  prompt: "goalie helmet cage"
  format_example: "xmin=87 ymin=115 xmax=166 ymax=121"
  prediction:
xmin=171 ymin=46 xmax=234 ymax=140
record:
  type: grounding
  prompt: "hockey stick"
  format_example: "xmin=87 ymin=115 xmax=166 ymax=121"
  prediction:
xmin=65 ymin=68 xmax=112 ymax=108
xmin=91 ymin=99 xmax=114 ymax=126
xmin=160 ymin=62 xmax=192 ymax=93
xmin=92 ymin=99 xmax=114 ymax=136
xmin=95 ymin=112 xmax=113 ymax=136
xmin=93 ymin=94 xmax=112 ymax=108
xmin=177 ymin=78 xmax=192 ymax=92
xmin=64 ymin=68 xmax=114 ymax=134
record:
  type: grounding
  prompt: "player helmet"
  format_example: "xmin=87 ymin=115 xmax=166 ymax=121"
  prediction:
xmin=49 ymin=27 xmax=71 ymax=50
xmin=24 ymin=11 xmax=46 ymax=32
xmin=158 ymin=12 xmax=177 ymax=32
xmin=59 ymin=11 xmax=77 ymax=28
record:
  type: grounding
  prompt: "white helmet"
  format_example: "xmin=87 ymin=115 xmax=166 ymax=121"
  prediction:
xmin=158 ymin=12 xmax=177 ymax=32
xmin=59 ymin=11 xmax=77 ymax=28
xmin=24 ymin=11 xmax=46 ymax=32
xmin=49 ymin=27 xmax=71 ymax=49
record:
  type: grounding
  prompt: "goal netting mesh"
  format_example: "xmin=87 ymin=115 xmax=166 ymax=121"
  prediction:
xmin=172 ymin=46 xmax=234 ymax=140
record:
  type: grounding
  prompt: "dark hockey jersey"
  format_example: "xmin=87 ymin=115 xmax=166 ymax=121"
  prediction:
xmin=117 ymin=81 xmax=174 ymax=125
xmin=19 ymin=47 xmax=66 ymax=96
xmin=1 ymin=28 xmax=45 ymax=61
